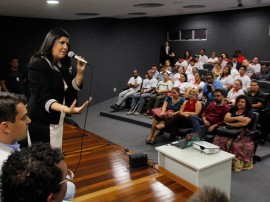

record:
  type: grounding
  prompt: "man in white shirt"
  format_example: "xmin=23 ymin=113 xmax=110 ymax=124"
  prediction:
xmin=199 ymin=48 xmax=208 ymax=64
xmin=235 ymin=66 xmax=251 ymax=92
xmin=127 ymin=70 xmax=157 ymax=115
xmin=206 ymin=51 xmax=219 ymax=64
xmin=249 ymin=56 xmax=261 ymax=73
xmin=111 ymin=69 xmax=142 ymax=111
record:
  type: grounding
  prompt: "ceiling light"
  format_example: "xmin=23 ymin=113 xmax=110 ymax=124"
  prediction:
xmin=134 ymin=3 xmax=164 ymax=8
xmin=47 ymin=0 xmax=59 ymax=4
xmin=183 ymin=5 xmax=206 ymax=8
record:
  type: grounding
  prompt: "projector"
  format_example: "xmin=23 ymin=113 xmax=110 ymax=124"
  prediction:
xmin=192 ymin=141 xmax=220 ymax=154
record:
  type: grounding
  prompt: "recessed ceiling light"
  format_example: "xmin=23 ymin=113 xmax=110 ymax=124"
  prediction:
xmin=134 ymin=3 xmax=164 ymax=8
xmin=75 ymin=13 xmax=100 ymax=16
xmin=128 ymin=12 xmax=147 ymax=15
xmin=47 ymin=0 xmax=59 ymax=4
xmin=183 ymin=5 xmax=206 ymax=8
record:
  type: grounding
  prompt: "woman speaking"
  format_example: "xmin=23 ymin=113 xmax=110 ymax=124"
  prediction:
xmin=27 ymin=27 xmax=89 ymax=149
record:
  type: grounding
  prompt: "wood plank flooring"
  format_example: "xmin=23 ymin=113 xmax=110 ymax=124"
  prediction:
xmin=63 ymin=123 xmax=197 ymax=201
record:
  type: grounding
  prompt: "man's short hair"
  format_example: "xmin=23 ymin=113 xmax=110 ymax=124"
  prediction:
xmin=1 ymin=143 xmax=64 ymax=202
xmin=251 ymin=79 xmax=259 ymax=85
xmin=214 ymin=88 xmax=225 ymax=96
xmin=239 ymin=65 xmax=247 ymax=71
xmin=0 ymin=92 xmax=27 ymax=123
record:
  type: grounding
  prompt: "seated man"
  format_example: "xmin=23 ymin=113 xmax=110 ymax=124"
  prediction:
xmin=145 ymin=72 xmax=173 ymax=116
xmin=127 ymin=70 xmax=157 ymax=115
xmin=1 ymin=143 xmax=71 ymax=202
xmin=247 ymin=79 xmax=265 ymax=111
xmin=191 ymin=89 xmax=230 ymax=135
xmin=255 ymin=63 xmax=270 ymax=81
xmin=110 ymin=69 xmax=142 ymax=111
xmin=202 ymin=73 xmax=223 ymax=102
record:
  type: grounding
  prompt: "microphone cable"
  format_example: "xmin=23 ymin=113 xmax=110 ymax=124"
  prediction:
xmin=72 ymin=63 xmax=94 ymax=174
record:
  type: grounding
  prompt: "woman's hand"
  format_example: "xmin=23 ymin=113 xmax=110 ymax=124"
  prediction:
xmin=64 ymin=99 xmax=90 ymax=114
xmin=76 ymin=58 xmax=87 ymax=75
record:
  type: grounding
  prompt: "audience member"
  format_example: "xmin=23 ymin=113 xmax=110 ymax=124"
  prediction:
xmin=212 ymin=62 xmax=223 ymax=79
xmin=188 ymin=185 xmax=229 ymax=202
xmin=157 ymin=66 xmax=174 ymax=81
xmin=231 ymin=54 xmax=242 ymax=70
xmin=202 ymin=73 xmax=223 ymax=102
xmin=247 ymin=79 xmax=265 ymax=111
xmin=175 ymin=56 xmax=188 ymax=70
xmin=145 ymin=72 xmax=173 ymax=116
xmin=185 ymin=59 xmax=196 ymax=79
xmin=206 ymin=51 xmax=218 ymax=64
xmin=146 ymin=87 xmax=184 ymax=144
xmin=235 ymin=65 xmax=251 ymax=92
xmin=187 ymin=73 xmax=205 ymax=100
xmin=248 ymin=56 xmax=261 ymax=73
xmin=219 ymin=65 xmax=234 ymax=92
xmin=173 ymin=72 xmax=189 ymax=96
xmin=213 ymin=95 xmax=254 ymax=172
xmin=0 ymin=57 xmax=27 ymax=95
xmin=151 ymin=64 xmax=159 ymax=79
xmin=227 ymin=61 xmax=239 ymax=78
xmin=155 ymin=89 xmax=202 ymax=140
xmin=111 ymin=69 xmax=142 ymax=111
xmin=254 ymin=63 xmax=270 ymax=81
xmin=127 ymin=70 xmax=157 ymax=115
xmin=160 ymin=41 xmax=175 ymax=65
xmin=0 ymin=92 xmax=30 ymax=199
xmin=199 ymin=48 xmax=208 ymax=64
xmin=184 ymin=50 xmax=193 ymax=63
xmin=191 ymin=89 xmax=229 ymax=134
xmin=194 ymin=54 xmax=203 ymax=69
xmin=234 ymin=49 xmax=246 ymax=63
xmin=164 ymin=59 xmax=173 ymax=72
xmin=1 ymin=143 xmax=71 ymax=202
xmin=225 ymin=79 xmax=245 ymax=105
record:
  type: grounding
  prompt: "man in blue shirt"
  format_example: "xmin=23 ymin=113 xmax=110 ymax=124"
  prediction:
xmin=202 ymin=73 xmax=223 ymax=102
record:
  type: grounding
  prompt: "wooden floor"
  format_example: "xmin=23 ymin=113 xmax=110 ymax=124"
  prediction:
xmin=63 ymin=123 xmax=197 ymax=202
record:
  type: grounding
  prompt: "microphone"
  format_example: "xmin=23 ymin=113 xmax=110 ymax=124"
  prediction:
xmin=68 ymin=51 xmax=88 ymax=64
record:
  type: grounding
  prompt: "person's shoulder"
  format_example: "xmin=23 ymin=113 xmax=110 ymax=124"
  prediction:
xmin=28 ymin=57 xmax=48 ymax=68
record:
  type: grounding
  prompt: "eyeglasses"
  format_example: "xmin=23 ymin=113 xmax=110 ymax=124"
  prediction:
xmin=59 ymin=169 xmax=74 ymax=184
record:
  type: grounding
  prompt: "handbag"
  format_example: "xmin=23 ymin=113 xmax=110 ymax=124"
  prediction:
xmin=151 ymin=107 xmax=174 ymax=118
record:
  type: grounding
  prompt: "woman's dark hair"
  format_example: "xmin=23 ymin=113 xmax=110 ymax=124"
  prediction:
xmin=219 ymin=66 xmax=231 ymax=80
xmin=29 ymin=27 xmax=71 ymax=67
xmin=235 ymin=95 xmax=252 ymax=111
xmin=180 ymin=72 xmax=188 ymax=82
xmin=172 ymin=87 xmax=180 ymax=94
xmin=194 ymin=72 xmax=202 ymax=81
xmin=1 ymin=143 xmax=64 ymax=202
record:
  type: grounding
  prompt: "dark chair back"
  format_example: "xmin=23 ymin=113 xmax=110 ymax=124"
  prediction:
xmin=203 ymin=63 xmax=214 ymax=72
xmin=258 ymin=80 xmax=270 ymax=94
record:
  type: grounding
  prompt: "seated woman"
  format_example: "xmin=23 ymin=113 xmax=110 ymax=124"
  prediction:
xmin=213 ymin=95 xmax=254 ymax=172
xmin=187 ymin=73 xmax=205 ymax=100
xmin=219 ymin=65 xmax=234 ymax=93
xmin=173 ymin=73 xmax=189 ymax=97
xmin=212 ymin=63 xmax=223 ymax=79
xmin=225 ymin=79 xmax=245 ymax=105
xmin=146 ymin=87 xmax=185 ymax=144
xmin=156 ymin=88 xmax=202 ymax=140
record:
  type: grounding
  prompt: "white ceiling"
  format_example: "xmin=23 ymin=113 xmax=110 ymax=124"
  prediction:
xmin=0 ymin=0 xmax=269 ymax=20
